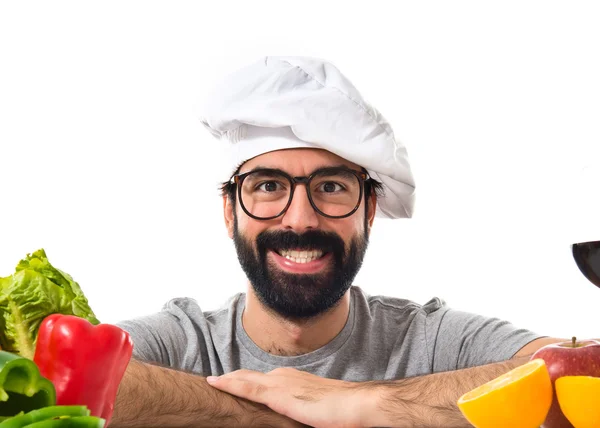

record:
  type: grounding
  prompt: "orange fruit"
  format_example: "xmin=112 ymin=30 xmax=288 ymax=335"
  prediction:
xmin=555 ymin=376 xmax=600 ymax=428
xmin=457 ymin=358 xmax=552 ymax=428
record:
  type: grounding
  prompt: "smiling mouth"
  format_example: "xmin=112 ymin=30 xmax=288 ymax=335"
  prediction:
xmin=273 ymin=249 xmax=327 ymax=264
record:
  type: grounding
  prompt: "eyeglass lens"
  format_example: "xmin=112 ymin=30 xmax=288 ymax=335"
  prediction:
xmin=239 ymin=169 xmax=362 ymax=219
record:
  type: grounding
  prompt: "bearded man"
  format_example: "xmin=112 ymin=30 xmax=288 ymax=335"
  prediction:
xmin=113 ymin=57 xmax=566 ymax=428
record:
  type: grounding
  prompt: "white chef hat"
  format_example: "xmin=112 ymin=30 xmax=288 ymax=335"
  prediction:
xmin=198 ymin=56 xmax=416 ymax=219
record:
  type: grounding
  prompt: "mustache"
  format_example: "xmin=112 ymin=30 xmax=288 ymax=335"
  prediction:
xmin=256 ymin=229 xmax=345 ymax=255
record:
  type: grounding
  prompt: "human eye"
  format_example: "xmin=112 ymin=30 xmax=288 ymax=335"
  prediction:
xmin=255 ymin=180 xmax=287 ymax=193
xmin=243 ymin=170 xmax=289 ymax=194
xmin=316 ymin=181 xmax=345 ymax=193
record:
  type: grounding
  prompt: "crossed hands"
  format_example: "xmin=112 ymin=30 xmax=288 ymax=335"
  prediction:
xmin=207 ymin=367 xmax=375 ymax=428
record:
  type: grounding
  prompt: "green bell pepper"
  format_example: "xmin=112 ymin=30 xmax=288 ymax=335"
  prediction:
xmin=0 ymin=351 xmax=56 ymax=418
xmin=0 ymin=406 xmax=89 ymax=428
xmin=23 ymin=417 xmax=104 ymax=427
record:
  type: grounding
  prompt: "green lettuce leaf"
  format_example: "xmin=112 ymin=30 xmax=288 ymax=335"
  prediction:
xmin=0 ymin=249 xmax=99 ymax=359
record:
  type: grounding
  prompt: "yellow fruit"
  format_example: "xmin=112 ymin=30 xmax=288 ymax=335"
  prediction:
xmin=457 ymin=358 xmax=552 ymax=428
xmin=555 ymin=376 xmax=600 ymax=428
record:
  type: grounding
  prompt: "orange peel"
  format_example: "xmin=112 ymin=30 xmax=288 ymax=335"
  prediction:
xmin=555 ymin=375 xmax=600 ymax=428
xmin=457 ymin=358 xmax=552 ymax=428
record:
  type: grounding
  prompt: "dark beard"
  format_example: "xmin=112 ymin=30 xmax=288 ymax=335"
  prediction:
xmin=232 ymin=216 xmax=369 ymax=320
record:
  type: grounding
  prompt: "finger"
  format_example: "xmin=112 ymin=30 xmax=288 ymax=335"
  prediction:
xmin=269 ymin=368 xmax=329 ymax=384
xmin=207 ymin=376 xmax=271 ymax=405
xmin=269 ymin=367 xmax=303 ymax=377
xmin=215 ymin=369 xmax=267 ymax=382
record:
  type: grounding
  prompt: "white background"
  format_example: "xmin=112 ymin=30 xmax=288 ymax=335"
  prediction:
xmin=1 ymin=1 xmax=599 ymax=340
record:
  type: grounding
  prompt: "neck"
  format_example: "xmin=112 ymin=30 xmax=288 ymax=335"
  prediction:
xmin=242 ymin=284 xmax=351 ymax=356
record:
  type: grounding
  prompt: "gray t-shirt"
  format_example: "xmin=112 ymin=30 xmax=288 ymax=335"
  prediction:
xmin=116 ymin=286 xmax=543 ymax=380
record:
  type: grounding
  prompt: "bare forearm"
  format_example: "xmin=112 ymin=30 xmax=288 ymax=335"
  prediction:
xmin=364 ymin=356 xmax=531 ymax=428
xmin=111 ymin=359 xmax=302 ymax=428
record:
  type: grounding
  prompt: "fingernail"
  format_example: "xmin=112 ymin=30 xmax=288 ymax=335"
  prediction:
xmin=206 ymin=376 xmax=218 ymax=383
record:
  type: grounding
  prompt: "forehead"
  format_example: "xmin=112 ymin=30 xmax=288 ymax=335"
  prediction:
xmin=239 ymin=148 xmax=363 ymax=173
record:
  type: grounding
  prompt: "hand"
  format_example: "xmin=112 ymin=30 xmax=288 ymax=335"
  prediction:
xmin=207 ymin=367 xmax=371 ymax=428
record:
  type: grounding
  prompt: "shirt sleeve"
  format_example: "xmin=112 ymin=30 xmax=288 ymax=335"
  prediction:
xmin=428 ymin=308 xmax=545 ymax=372
xmin=116 ymin=310 xmax=188 ymax=369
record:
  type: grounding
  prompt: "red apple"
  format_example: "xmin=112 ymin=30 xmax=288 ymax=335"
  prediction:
xmin=531 ymin=337 xmax=600 ymax=428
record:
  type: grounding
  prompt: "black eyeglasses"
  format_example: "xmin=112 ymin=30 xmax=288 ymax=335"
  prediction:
xmin=572 ymin=240 xmax=600 ymax=288
xmin=230 ymin=166 xmax=371 ymax=220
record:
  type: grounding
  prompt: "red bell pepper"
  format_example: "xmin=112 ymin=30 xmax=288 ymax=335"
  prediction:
xmin=32 ymin=314 xmax=133 ymax=426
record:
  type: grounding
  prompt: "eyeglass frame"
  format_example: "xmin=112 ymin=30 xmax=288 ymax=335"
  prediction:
xmin=229 ymin=166 xmax=372 ymax=220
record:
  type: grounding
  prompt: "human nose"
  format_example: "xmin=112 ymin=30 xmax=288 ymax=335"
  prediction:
xmin=280 ymin=184 xmax=319 ymax=232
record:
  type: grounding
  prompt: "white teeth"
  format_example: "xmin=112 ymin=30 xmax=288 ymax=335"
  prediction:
xmin=278 ymin=249 xmax=324 ymax=263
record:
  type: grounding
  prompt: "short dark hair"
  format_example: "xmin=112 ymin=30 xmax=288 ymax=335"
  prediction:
xmin=219 ymin=168 xmax=384 ymax=209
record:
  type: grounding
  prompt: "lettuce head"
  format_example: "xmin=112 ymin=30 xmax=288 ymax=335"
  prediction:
xmin=0 ymin=249 xmax=99 ymax=359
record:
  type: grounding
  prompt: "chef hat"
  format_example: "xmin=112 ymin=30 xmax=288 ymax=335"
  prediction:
xmin=198 ymin=56 xmax=416 ymax=219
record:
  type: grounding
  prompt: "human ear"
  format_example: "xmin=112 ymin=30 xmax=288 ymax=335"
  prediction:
xmin=367 ymin=193 xmax=377 ymax=230
xmin=223 ymin=196 xmax=235 ymax=239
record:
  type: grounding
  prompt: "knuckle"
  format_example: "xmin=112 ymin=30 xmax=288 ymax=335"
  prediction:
xmin=240 ymin=381 xmax=267 ymax=398
xmin=240 ymin=382 xmax=254 ymax=396
xmin=254 ymin=383 xmax=268 ymax=397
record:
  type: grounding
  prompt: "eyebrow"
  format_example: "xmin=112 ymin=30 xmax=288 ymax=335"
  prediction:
xmin=242 ymin=164 xmax=354 ymax=176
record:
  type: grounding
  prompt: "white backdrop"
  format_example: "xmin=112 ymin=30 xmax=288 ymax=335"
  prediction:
xmin=1 ymin=1 xmax=599 ymax=341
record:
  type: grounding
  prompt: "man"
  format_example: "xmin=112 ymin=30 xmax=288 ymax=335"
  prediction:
xmin=112 ymin=57 xmax=564 ymax=428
